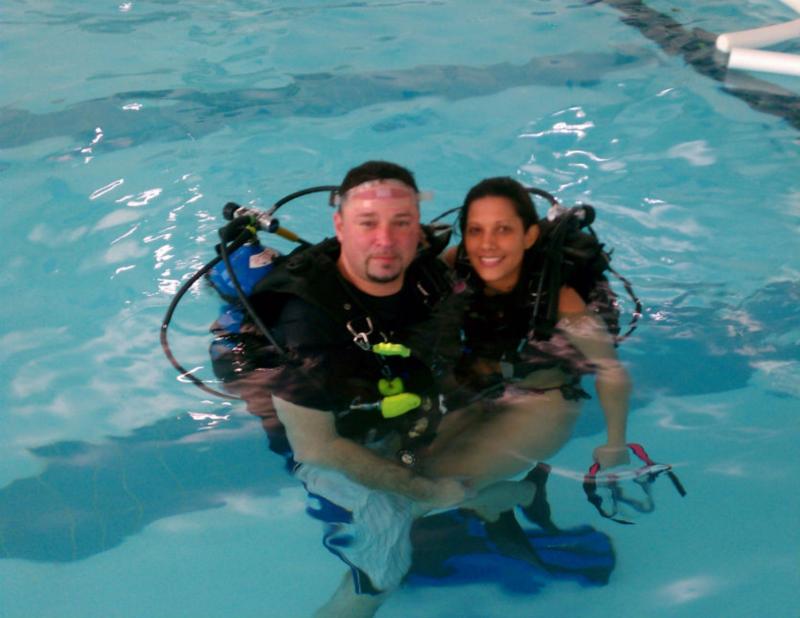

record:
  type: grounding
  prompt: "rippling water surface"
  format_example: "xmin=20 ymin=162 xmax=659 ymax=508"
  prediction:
xmin=1 ymin=1 xmax=799 ymax=617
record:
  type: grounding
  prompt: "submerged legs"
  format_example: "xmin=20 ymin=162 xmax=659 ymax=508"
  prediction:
xmin=424 ymin=388 xmax=581 ymax=490
xmin=313 ymin=571 xmax=388 ymax=618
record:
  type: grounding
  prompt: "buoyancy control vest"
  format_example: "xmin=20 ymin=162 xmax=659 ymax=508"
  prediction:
xmin=454 ymin=211 xmax=626 ymax=397
xmin=223 ymin=230 xmax=460 ymax=461
xmin=248 ymin=234 xmax=453 ymax=344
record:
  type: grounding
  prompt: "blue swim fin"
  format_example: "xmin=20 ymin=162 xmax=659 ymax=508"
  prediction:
xmin=483 ymin=510 xmax=616 ymax=586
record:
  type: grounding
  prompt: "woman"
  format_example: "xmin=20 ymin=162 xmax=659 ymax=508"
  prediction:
xmin=425 ymin=177 xmax=631 ymax=494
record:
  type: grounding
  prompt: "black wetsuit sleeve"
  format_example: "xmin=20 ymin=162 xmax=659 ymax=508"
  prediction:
xmin=263 ymin=297 xmax=370 ymax=412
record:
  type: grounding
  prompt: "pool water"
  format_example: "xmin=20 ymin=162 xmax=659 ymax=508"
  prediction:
xmin=1 ymin=1 xmax=799 ymax=616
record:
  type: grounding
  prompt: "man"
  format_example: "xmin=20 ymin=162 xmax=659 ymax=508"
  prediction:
xmin=248 ymin=161 xmax=467 ymax=617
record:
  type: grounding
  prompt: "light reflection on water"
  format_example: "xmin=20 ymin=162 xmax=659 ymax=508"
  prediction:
xmin=659 ymin=575 xmax=722 ymax=605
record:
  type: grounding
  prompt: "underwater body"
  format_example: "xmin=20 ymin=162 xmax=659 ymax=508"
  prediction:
xmin=2 ymin=278 xmax=796 ymax=563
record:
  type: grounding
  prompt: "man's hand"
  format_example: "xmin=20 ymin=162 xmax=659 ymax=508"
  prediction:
xmin=414 ymin=477 xmax=471 ymax=512
xmin=456 ymin=479 xmax=533 ymax=522
xmin=275 ymin=395 xmax=473 ymax=506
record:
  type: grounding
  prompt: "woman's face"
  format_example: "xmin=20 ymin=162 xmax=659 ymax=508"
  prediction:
xmin=463 ymin=195 xmax=538 ymax=293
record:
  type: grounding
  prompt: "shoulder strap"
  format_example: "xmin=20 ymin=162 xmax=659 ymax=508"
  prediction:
xmin=522 ymin=242 xmax=561 ymax=339
xmin=406 ymin=242 xmax=455 ymax=310
xmin=252 ymin=237 xmax=362 ymax=327
xmin=252 ymin=236 xmax=453 ymax=349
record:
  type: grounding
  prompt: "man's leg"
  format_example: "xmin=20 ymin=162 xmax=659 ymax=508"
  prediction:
xmin=314 ymin=571 xmax=388 ymax=618
xmin=297 ymin=464 xmax=414 ymax=617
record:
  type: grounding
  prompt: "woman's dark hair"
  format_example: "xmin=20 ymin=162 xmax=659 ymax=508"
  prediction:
xmin=458 ymin=176 xmax=539 ymax=235
xmin=339 ymin=160 xmax=419 ymax=194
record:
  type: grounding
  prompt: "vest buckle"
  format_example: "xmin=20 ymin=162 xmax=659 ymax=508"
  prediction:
xmin=346 ymin=316 xmax=374 ymax=350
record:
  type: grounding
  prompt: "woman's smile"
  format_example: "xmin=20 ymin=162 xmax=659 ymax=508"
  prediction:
xmin=464 ymin=196 xmax=538 ymax=293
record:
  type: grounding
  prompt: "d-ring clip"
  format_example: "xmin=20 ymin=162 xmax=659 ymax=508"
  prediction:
xmin=347 ymin=317 xmax=374 ymax=350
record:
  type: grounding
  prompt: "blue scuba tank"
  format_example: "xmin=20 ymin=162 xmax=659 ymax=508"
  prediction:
xmin=207 ymin=241 xmax=280 ymax=333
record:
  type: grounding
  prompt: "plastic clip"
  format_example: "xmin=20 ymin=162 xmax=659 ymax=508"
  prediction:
xmin=372 ymin=342 xmax=411 ymax=358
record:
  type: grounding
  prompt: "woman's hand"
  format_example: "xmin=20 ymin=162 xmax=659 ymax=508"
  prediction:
xmin=593 ymin=444 xmax=631 ymax=469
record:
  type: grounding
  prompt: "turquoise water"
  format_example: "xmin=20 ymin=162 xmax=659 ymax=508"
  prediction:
xmin=1 ymin=1 xmax=799 ymax=616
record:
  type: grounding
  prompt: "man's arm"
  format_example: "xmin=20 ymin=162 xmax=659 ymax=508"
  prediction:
xmin=273 ymin=395 xmax=467 ymax=508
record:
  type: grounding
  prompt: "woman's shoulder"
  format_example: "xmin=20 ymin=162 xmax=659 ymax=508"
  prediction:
xmin=558 ymin=285 xmax=587 ymax=315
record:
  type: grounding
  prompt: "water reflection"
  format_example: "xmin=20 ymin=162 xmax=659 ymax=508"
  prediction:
xmin=2 ymin=279 xmax=796 ymax=564
xmin=631 ymin=280 xmax=800 ymax=402
xmin=0 ymin=412 xmax=286 ymax=562
xmin=0 ymin=281 xmax=800 ymax=556
xmin=0 ymin=49 xmax=654 ymax=151
xmin=598 ymin=0 xmax=800 ymax=129
xmin=659 ymin=574 xmax=721 ymax=604
xmin=1 ymin=268 xmax=796 ymax=618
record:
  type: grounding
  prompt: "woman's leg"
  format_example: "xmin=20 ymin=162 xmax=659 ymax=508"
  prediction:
xmin=424 ymin=388 xmax=580 ymax=491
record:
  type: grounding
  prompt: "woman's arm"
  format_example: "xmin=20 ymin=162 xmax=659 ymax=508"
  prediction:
xmin=557 ymin=286 xmax=631 ymax=468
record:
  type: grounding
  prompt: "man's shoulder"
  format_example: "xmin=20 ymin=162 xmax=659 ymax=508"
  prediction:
xmin=253 ymin=238 xmax=339 ymax=293
xmin=279 ymin=294 xmax=336 ymax=325
xmin=275 ymin=294 xmax=349 ymax=348
xmin=249 ymin=238 xmax=342 ymax=319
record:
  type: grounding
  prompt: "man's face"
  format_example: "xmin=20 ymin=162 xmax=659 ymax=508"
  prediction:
xmin=333 ymin=180 xmax=422 ymax=296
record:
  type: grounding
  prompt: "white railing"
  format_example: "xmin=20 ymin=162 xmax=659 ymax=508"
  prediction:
xmin=716 ymin=1 xmax=800 ymax=76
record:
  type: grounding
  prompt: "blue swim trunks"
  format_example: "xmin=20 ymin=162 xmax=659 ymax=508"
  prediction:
xmin=294 ymin=463 xmax=416 ymax=594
